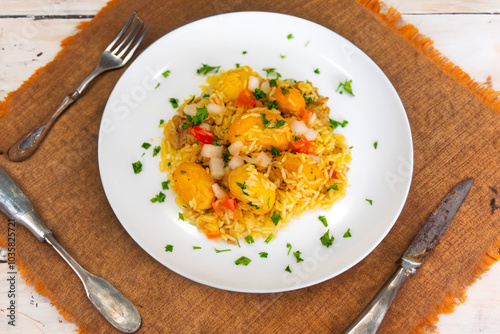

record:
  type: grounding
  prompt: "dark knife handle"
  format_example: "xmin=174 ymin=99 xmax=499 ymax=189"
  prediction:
xmin=341 ymin=265 xmax=415 ymax=334
xmin=0 ymin=167 xmax=51 ymax=242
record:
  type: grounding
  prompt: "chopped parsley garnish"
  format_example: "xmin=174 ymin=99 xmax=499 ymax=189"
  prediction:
xmin=286 ymin=243 xmax=292 ymax=256
xmin=169 ymin=98 xmax=179 ymax=108
xmin=269 ymin=79 xmax=278 ymax=87
xmin=262 ymin=68 xmax=282 ymax=78
xmin=336 ymin=79 xmax=355 ymax=96
xmin=314 ymin=68 xmax=320 ymax=74
xmin=187 ymin=95 xmax=196 ymax=104
xmin=235 ymin=256 xmax=251 ymax=266
xmin=193 ymin=246 xmax=201 ymax=250
xmin=280 ymin=54 xmax=286 ymax=59
xmin=162 ymin=180 xmax=171 ymax=190
xmin=293 ymin=250 xmax=304 ymax=263
xmin=293 ymin=135 xmax=301 ymax=141
xmin=264 ymin=100 xmax=279 ymax=110
xmin=242 ymin=51 xmax=247 ymax=54
xmin=259 ymin=252 xmax=268 ymax=258
xmin=261 ymin=113 xmax=284 ymax=129
xmin=271 ymin=146 xmax=281 ymax=156
xmin=305 ymin=40 xmax=310 ymax=47
xmin=287 ymin=34 xmax=294 ymax=39
xmin=132 ymin=161 xmax=142 ymax=174
xmin=327 ymin=183 xmax=339 ymax=193
xmin=223 ymin=149 xmax=232 ymax=167
xmin=235 ymin=63 xmax=240 ymax=68
xmin=196 ymin=64 xmax=221 ymax=75
xmin=155 ymin=83 xmax=160 ymax=89
xmin=180 ymin=170 xmax=186 ymax=174
xmin=318 ymin=215 xmax=328 ymax=227
xmin=165 ymin=244 xmax=173 ymax=252
xmin=159 ymin=119 xmax=165 ymax=126
xmin=260 ymin=113 xmax=271 ymax=129
xmin=374 ymin=141 xmax=378 ymax=149
xmin=190 ymin=106 xmax=208 ymax=126
xmin=271 ymin=213 xmax=282 ymax=226
xmin=182 ymin=123 xmax=189 ymax=129
xmin=252 ymin=88 xmax=267 ymax=100
xmin=304 ymin=96 xmax=313 ymax=103
xmin=329 ymin=119 xmax=349 ymax=129
xmin=244 ymin=235 xmax=255 ymax=244
xmin=280 ymin=86 xmax=289 ymax=95
xmin=366 ymin=199 xmax=373 ymax=205
xmin=152 ymin=146 xmax=161 ymax=157
xmin=247 ymin=202 xmax=259 ymax=209
xmin=162 ymin=70 xmax=171 ymax=78
xmin=142 ymin=142 xmax=151 ymax=149
xmin=215 ymin=248 xmax=231 ymax=253
xmin=285 ymin=265 xmax=292 ymax=273
xmin=178 ymin=213 xmax=184 ymax=221
xmin=203 ymin=94 xmax=210 ymax=98
xmin=236 ymin=238 xmax=241 ymax=248
xmin=349 ymin=146 xmax=353 ymax=149
xmin=343 ymin=228 xmax=352 ymax=238
xmin=320 ymin=229 xmax=334 ymax=248
xmin=237 ymin=182 xmax=248 ymax=195
xmin=150 ymin=191 xmax=166 ymax=203
xmin=275 ymin=119 xmax=286 ymax=128
xmin=264 ymin=234 xmax=274 ymax=243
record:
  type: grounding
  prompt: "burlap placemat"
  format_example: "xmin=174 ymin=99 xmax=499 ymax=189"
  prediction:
xmin=1 ymin=0 xmax=499 ymax=333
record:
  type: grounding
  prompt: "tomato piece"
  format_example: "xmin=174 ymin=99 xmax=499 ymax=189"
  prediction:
xmin=300 ymin=108 xmax=312 ymax=124
xmin=205 ymin=229 xmax=221 ymax=239
xmin=190 ymin=126 xmax=215 ymax=144
xmin=235 ymin=89 xmax=256 ymax=107
xmin=291 ymin=136 xmax=316 ymax=154
xmin=212 ymin=198 xmax=239 ymax=217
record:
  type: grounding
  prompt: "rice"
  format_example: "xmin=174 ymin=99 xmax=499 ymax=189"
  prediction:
xmin=160 ymin=66 xmax=351 ymax=244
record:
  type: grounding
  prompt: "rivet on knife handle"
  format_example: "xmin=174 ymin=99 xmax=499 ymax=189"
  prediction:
xmin=341 ymin=178 xmax=473 ymax=334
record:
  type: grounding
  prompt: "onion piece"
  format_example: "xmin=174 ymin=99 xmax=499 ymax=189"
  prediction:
xmin=201 ymin=144 xmax=223 ymax=158
xmin=209 ymin=158 xmax=225 ymax=180
xmin=228 ymin=141 xmax=244 ymax=156
xmin=304 ymin=128 xmax=318 ymax=141
xmin=248 ymin=76 xmax=260 ymax=91
xmin=260 ymin=80 xmax=271 ymax=94
xmin=309 ymin=154 xmax=321 ymax=163
xmin=199 ymin=123 xmax=210 ymax=131
xmin=256 ymin=152 xmax=272 ymax=167
xmin=228 ymin=156 xmax=244 ymax=170
xmin=212 ymin=183 xmax=228 ymax=199
xmin=184 ymin=103 xmax=197 ymax=116
xmin=290 ymin=119 xmax=308 ymax=136
xmin=240 ymin=155 xmax=256 ymax=164
xmin=207 ymin=103 xmax=226 ymax=114
xmin=307 ymin=112 xmax=317 ymax=126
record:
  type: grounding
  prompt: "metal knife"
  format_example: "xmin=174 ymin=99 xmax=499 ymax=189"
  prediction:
xmin=0 ymin=166 xmax=141 ymax=333
xmin=341 ymin=178 xmax=474 ymax=334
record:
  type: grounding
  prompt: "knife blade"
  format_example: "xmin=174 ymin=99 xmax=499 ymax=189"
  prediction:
xmin=402 ymin=178 xmax=474 ymax=269
xmin=341 ymin=178 xmax=473 ymax=334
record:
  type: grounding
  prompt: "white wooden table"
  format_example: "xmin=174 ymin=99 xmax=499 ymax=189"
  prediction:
xmin=1 ymin=1 xmax=499 ymax=333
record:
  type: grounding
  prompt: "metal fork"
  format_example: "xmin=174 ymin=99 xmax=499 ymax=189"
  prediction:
xmin=8 ymin=12 xmax=150 ymax=162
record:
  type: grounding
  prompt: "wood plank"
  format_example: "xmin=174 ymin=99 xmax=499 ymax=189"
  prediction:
xmin=383 ymin=0 xmax=500 ymax=14
xmin=0 ymin=18 xmax=91 ymax=100
xmin=0 ymin=0 xmax=108 ymax=16
xmin=393 ymin=14 xmax=500 ymax=91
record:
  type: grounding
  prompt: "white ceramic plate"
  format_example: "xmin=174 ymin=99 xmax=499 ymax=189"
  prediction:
xmin=98 ymin=12 xmax=412 ymax=293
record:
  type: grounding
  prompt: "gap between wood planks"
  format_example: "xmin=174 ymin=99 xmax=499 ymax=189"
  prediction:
xmin=0 ymin=15 xmax=95 ymax=20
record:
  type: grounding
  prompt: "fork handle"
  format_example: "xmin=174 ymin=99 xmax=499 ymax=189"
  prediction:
xmin=7 ymin=90 xmax=80 ymax=162
xmin=7 ymin=64 xmax=105 ymax=162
